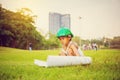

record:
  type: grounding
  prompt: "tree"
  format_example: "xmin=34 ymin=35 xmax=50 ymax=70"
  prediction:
xmin=44 ymin=33 xmax=60 ymax=49
xmin=0 ymin=7 xmax=44 ymax=49
xmin=110 ymin=36 xmax=120 ymax=49
xmin=72 ymin=36 xmax=81 ymax=46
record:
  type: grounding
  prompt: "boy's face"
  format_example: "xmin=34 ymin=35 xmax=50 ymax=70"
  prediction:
xmin=58 ymin=36 xmax=71 ymax=46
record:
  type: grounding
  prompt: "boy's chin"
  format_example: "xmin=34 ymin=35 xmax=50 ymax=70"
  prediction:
xmin=63 ymin=43 xmax=68 ymax=46
xmin=61 ymin=43 xmax=66 ymax=46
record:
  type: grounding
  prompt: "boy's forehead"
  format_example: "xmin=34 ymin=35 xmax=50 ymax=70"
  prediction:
xmin=59 ymin=36 xmax=65 ymax=38
xmin=59 ymin=36 xmax=72 ymax=39
xmin=59 ymin=36 xmax=67 ymax=38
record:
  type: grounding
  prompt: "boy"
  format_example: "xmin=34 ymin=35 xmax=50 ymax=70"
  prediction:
xmin=57 ymin=27 xmax=84 ymax=56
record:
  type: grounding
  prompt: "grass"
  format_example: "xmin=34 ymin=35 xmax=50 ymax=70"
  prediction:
xmin=0 ymin=47 xmax=120 ymax=80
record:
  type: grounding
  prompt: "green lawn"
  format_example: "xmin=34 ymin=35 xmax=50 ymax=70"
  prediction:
xmin=0 ymin=47 xmax=120 ymax=80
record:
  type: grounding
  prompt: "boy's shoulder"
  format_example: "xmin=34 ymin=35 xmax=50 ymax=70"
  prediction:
xmin=70 ymin=41 xmax=78 ymax=48
xmin=71 ymin=41 xmax=77 ymax=45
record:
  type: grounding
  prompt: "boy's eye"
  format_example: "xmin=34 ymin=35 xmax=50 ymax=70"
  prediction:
xmin=59 ymin=37 xmax=64 ymax=40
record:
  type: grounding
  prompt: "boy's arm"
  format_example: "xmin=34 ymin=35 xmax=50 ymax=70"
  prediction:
xmin=59 ymin=51 xmax=67 ymax=56
xmin=70 ymin=44 xmax=80 ymax=56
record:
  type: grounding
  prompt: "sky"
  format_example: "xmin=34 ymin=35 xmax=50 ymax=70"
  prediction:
xmin=0 ymin=0 xmax=120 ymax=39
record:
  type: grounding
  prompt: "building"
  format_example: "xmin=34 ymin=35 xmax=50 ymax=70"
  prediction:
xmin=49 ymin=12 xmax=71 ymax=34
xmin=61 ymin=14 xmax=70 ymax=28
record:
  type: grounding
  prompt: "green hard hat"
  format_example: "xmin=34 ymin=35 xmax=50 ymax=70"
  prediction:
xmin=57 ymin=27 xmax=73 ymax=38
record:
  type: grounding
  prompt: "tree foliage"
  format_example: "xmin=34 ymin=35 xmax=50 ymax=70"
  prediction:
xmin=110 ymin=36 xmax=120 ymax=49
xmin=43 ymin=33 xmax=60 ymax=49
xmin=72 ymin=36 xmax=81 ymax=46
xmin=0 ymin=7 xmax=44 ymax=49
xmin=0 ymin=7 xmax=60 ymax=50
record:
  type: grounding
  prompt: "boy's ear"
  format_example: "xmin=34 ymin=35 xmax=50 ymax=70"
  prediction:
xmin=68 ymin=37 xmax=72 ymax=41
xmin=68 ymin=35 xmax=72 ymax=38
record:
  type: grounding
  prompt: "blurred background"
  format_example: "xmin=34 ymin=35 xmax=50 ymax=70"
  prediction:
xmin=0 ymin=0 xmax=120 ymax=50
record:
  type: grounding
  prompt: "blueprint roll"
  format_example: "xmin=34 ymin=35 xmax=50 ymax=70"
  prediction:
xmin=34 ymin=56 xmax=92 ymax=67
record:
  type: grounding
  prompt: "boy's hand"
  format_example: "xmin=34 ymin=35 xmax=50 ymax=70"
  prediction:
xmin=59 ymin=52 xmax=66 ymax=56
xmin=70 ymin=44 xmax=80 ymax=56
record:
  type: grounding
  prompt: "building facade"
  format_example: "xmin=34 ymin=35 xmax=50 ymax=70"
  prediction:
xmin=49 ymin=12 xmax=71 ymax=34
